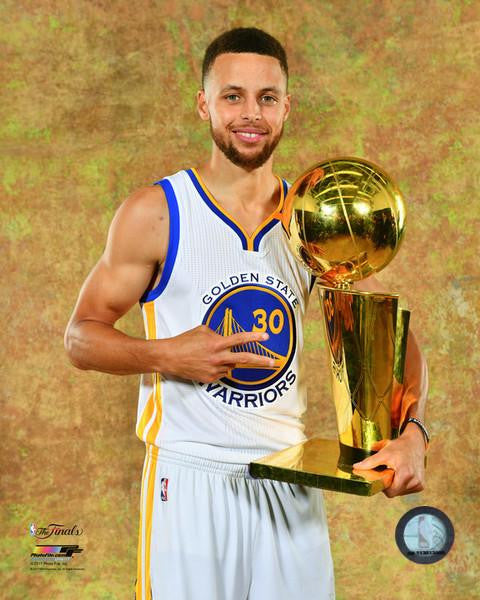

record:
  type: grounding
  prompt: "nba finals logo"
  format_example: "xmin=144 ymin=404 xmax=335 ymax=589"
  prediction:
xmin=29 ymin=523 xmax=37 ymax=537
xmin=201 ymin=274 xmax=299 ymax=408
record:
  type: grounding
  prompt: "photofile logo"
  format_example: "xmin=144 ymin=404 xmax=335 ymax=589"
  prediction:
xmin=30 ymin=545 xmax=84 ymax=567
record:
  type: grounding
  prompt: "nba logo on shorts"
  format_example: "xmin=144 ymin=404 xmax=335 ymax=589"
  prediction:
xmin=160 ymin=478 xmax=169 ymax=501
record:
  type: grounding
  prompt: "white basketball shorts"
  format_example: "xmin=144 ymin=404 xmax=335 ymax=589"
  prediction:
xmin=135 ymin=444 xmax=335 ymax=600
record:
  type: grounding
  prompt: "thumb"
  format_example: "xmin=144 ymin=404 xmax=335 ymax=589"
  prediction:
xmin=353 ymin=440 xmax=390 ymax=469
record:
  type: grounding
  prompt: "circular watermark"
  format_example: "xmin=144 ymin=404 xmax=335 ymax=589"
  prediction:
xmin=395 ymin=506 xmax=454 ymax=564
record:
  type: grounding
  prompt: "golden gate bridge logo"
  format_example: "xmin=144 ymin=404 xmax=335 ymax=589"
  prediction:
xmin=216 ymin=308 xmax=286 ymax=371
xmin=202 ymin=283 xmax=296 ymax=389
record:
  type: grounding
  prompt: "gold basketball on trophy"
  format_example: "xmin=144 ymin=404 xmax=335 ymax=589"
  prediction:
xmin=281 ymin=157 xmax=406 ymax=287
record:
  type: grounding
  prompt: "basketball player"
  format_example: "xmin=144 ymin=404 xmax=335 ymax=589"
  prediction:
xmin=65 ymin=28 xmax=429 ymax=600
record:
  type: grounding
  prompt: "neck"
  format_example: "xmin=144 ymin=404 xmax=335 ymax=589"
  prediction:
xmin=197 ymin=144 xmax=277 ymax=209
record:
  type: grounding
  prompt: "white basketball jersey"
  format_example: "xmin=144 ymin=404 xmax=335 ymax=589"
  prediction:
xmin=135 ymin=168 xmax=312 ymax=463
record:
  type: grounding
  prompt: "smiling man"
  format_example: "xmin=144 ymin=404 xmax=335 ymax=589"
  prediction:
xmin=65 ymin=27 xmax=428 ymax=600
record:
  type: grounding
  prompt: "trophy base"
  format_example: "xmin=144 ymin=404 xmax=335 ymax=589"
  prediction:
xmin=249 ymin=437 xmax=394 ymax=496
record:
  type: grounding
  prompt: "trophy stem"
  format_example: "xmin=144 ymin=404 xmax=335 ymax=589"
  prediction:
xmin=318 ymin=285 xmax=399 ymax=456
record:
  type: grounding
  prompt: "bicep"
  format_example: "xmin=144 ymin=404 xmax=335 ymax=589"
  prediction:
xmin=70 ymin=256 xmax=155 ymax=326
xmin=68 ymin=186 xmax=168 ymax=327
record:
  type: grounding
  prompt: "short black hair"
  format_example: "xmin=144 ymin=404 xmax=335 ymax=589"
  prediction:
xmin=202 ymin=27 xmax=288 ymax=88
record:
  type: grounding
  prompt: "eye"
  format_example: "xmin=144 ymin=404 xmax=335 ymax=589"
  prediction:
xmin=261 ymin=95 xmax=277 ymax=104
xmin=225 ymin=94 xmax=240 ymax=102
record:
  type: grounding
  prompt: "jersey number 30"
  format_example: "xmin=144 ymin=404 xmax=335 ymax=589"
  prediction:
xmin=252 ymin=309 xmax=284 ymax=334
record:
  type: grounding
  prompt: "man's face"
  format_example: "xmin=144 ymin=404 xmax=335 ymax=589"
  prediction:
xmin=197 ymin=53 xmax=290 ymax=170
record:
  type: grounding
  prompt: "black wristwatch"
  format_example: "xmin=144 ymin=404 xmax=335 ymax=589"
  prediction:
xmin=399 ymin=417 xmax=430 ymax=449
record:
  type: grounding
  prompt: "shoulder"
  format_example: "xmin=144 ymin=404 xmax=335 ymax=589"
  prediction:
xmin=106 ymin=184 xmax=169 ymax=264
xmin=115 ymin=184 xmax=167 ymax=222
xmin=115 ymin=169 xmax=188 ymax=224
xmin=110 ymin=184 xmax=169 ymax=236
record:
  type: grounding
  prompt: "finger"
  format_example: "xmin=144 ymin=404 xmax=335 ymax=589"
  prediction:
xmin=383 ymin=471 xmax=422 ymax=497
xmin=218 ymin=331 xmax=270 ymax=350
xmin=382 ymin=471 xmax=405 ymax=497
xmin=405 ymin=479 xmax=424 ymax=491
xmin=200 ymin=367 xmax=229 ymax=383
xmin=221 ymin=351 xmax=276 ymax=368
xmin=383 ymin=477 xmax=405 ymax=497
xmin=384 ymin=481 xmax=424 ymax=498
xmin=382 ymin=469 xmax=395 ymax=489
xmin=401 ymin=482 xmax=424 ymax=495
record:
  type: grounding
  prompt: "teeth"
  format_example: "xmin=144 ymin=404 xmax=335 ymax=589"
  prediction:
xmin=237 ymin=131 xmax=261 ymax=138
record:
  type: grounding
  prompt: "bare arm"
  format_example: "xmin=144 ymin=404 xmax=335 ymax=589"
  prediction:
xmin=64 ymin=185 xmax=169 ymax=375
xmin=64 ymin=185 xmax=275 ymax=381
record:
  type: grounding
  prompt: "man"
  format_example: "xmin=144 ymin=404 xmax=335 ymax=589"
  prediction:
xmin=65 ymin=27 xmax=428 ymax=600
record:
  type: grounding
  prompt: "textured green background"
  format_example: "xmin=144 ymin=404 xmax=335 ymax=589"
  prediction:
xmin=1 ymin=1 xmax=479 ymax=598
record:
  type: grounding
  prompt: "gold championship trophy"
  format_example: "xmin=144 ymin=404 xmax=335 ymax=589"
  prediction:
xmin=249 ymin=157 xmax=411 ymax=496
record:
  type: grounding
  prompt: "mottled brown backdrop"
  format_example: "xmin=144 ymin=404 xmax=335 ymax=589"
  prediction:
xmin=2 ymin=1 xmax=479 ymax=598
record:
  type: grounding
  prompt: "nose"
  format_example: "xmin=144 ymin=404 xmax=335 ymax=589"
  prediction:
xmin=240 ymin=96 xmax=261 ymax=121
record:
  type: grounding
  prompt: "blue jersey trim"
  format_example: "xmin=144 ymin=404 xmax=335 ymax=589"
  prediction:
xmin=140 ymin=178 xmax=180 ymax=303
xmin=252 ymin=218 xmax=279 ymax=251
xmin=186 ymin=168 xmax=249 ymax=250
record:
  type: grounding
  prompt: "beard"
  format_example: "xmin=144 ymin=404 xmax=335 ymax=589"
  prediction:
xmin=210 ymin=122 xmax=284 ymax=171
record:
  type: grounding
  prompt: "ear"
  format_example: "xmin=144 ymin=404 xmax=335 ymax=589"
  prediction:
xmin=197 ymin=89 xmax=210 ymax=121
xmin=283 ymin=93 xmax=291 ymax=122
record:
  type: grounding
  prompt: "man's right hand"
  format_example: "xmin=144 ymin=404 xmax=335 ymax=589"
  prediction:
xmin=157 ymin=326 xmax=275 ymax=383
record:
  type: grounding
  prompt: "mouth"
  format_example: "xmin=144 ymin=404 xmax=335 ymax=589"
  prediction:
xmin=231 ymin=129 xmax=268 ymax=143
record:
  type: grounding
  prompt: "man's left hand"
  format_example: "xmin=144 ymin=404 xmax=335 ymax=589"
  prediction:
xmin=352 ymin=422 xmax=426 ymax=498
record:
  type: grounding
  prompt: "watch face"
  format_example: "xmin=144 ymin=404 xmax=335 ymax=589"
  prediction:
xmin=395 ymin=506 xmax=454 ymax=564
